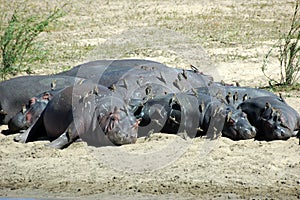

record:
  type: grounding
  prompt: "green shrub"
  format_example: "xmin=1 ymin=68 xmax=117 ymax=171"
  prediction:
xmin=0 ymin=7 xmax=65 ymax=80
xmin=262 ymin=1 xmax=300 ymax=86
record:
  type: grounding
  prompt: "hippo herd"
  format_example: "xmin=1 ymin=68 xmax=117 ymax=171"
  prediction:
xmin=0 ymin=59 xmax=299 ymax=149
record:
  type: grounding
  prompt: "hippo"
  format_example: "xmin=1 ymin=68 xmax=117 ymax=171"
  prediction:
xmin=135 ymin=89 xmax=256 ymax=140
xmin=57 ymin=59 xmax=213 ymax=88
xmin=8 ymin=89 xmax=63 ymax=133
xmin=6 ymin=59 xmax=212 ymax=134
xmin=192 ymin=85 xmax=281 ymax=108
xmin=110 ymin=63 xmax=214 ymax=104
xmin=14 ymin=81 xmax=139 ymax=149
xmin=238 ymin=96 xmax=300 ymax=140
xmin=56 ymin=59 xmax=168 ymax=86
xmin=135 ymin=92 xmax=201 ymax=138
xmin=0 ymin=75 xmax=84 ymax=125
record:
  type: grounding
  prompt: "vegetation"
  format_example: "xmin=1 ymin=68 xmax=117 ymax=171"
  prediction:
xmin=262 ymin=0 xmax=300 ymax=86
xmin=0 ymin=7 xmax=65 ymax=80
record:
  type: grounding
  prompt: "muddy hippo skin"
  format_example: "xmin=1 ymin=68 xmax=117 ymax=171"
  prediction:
xmin=8 ymin=89 xmax=62 ymax=133
xmin=0 ymin=75 xmax=83 ymax=125
xmin=238 ymin=96 xmax=300 ymax=140
xmin=135 ymin=90 xmax=256 ymax=140
xmin=14 ymin=82 xmax=139 ymax=149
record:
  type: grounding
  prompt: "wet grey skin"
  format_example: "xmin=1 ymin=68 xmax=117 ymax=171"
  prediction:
xmin=14 ymin=82 xmax=139 ymax=149
xmin=58 ymin=59 xmax=215 ymax=112
xmin=222 ymin=106 xmax=257 ymax=140
xmin=238 ymin=96 xmax=300 ymax=141
xmin=57 ymin=59 xmax=213 ymax=88
xmin=134 ymin=90 xmax=256 ymax=140
xmin=109 ymin=62 xmax=213 ymax=103
xmin=190 ymin=91 xmax=257 ymax=140
xmin=0 ymin=75 xmax=84 ymax=125
xmin=192 ymin=85 xmax=282 ymax=108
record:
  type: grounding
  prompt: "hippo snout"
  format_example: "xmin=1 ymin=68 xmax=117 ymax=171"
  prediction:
xmin=274 ymin=128 xmax=288 ymax=138
xmin=250 ymin=126 xmax=257 ymax=136
xmin=241 ymin=126 xmax=256 ymax=139
xmin=108 ymin=128 xmax=138 ymax=145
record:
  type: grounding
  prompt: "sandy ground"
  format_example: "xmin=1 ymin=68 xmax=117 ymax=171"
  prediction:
xmin=0 ymin=0 xmax=300 ymax=199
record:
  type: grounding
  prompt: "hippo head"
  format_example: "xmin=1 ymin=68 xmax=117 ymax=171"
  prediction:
xmin=8 ymin=97 xmax=49 ymax=132
xmin=260 ymin=107 xmax=293 ymax=140
xmin=222 ymin=107 xmax=257 ymax=140
xmin=99 ymin=106 xmax=139 ymax=145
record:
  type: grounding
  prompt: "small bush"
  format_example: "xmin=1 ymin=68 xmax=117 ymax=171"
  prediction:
xmin=262 ymin=0 xmax=300 ymax=86
xmin=0 ymin=7 xmax=65 ymax=80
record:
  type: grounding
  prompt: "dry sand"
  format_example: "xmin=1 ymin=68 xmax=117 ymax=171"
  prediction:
xmin=0 ymin=0 xmax=299 ymax=199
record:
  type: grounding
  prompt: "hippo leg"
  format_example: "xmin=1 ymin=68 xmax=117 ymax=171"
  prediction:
xmin=46 ymin=123 xmax=80 ymax=149
xmin=45 ymin=132 xmax=75 ymax=149
xmin=14 ymin=130 xmax=29 ymax=143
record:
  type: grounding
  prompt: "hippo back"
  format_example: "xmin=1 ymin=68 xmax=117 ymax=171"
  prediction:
xmin=0 ymin=75 xmax=83 ymax=125
xmin=57 ymin=59 xmax=168 ymax=87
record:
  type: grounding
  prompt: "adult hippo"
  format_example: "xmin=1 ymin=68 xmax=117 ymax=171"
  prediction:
xmin=0 ymin=75 xmax=84 ymax=125
xmin=238 ymin=96 xmax=300 ymax=140
xmin=110 ymin=63 xmax=214 ymax=104
xmin=14 ymin=81 xmax=139 ymax=149
xmin=56 ymin=59 xmax=167 ymax=86
xmin=57 ymin=59 xmax=214 ymax=88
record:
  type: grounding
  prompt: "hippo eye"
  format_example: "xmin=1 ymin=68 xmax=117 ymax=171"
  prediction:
xmin=111 ymin=116 xmax=116 ymax=121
